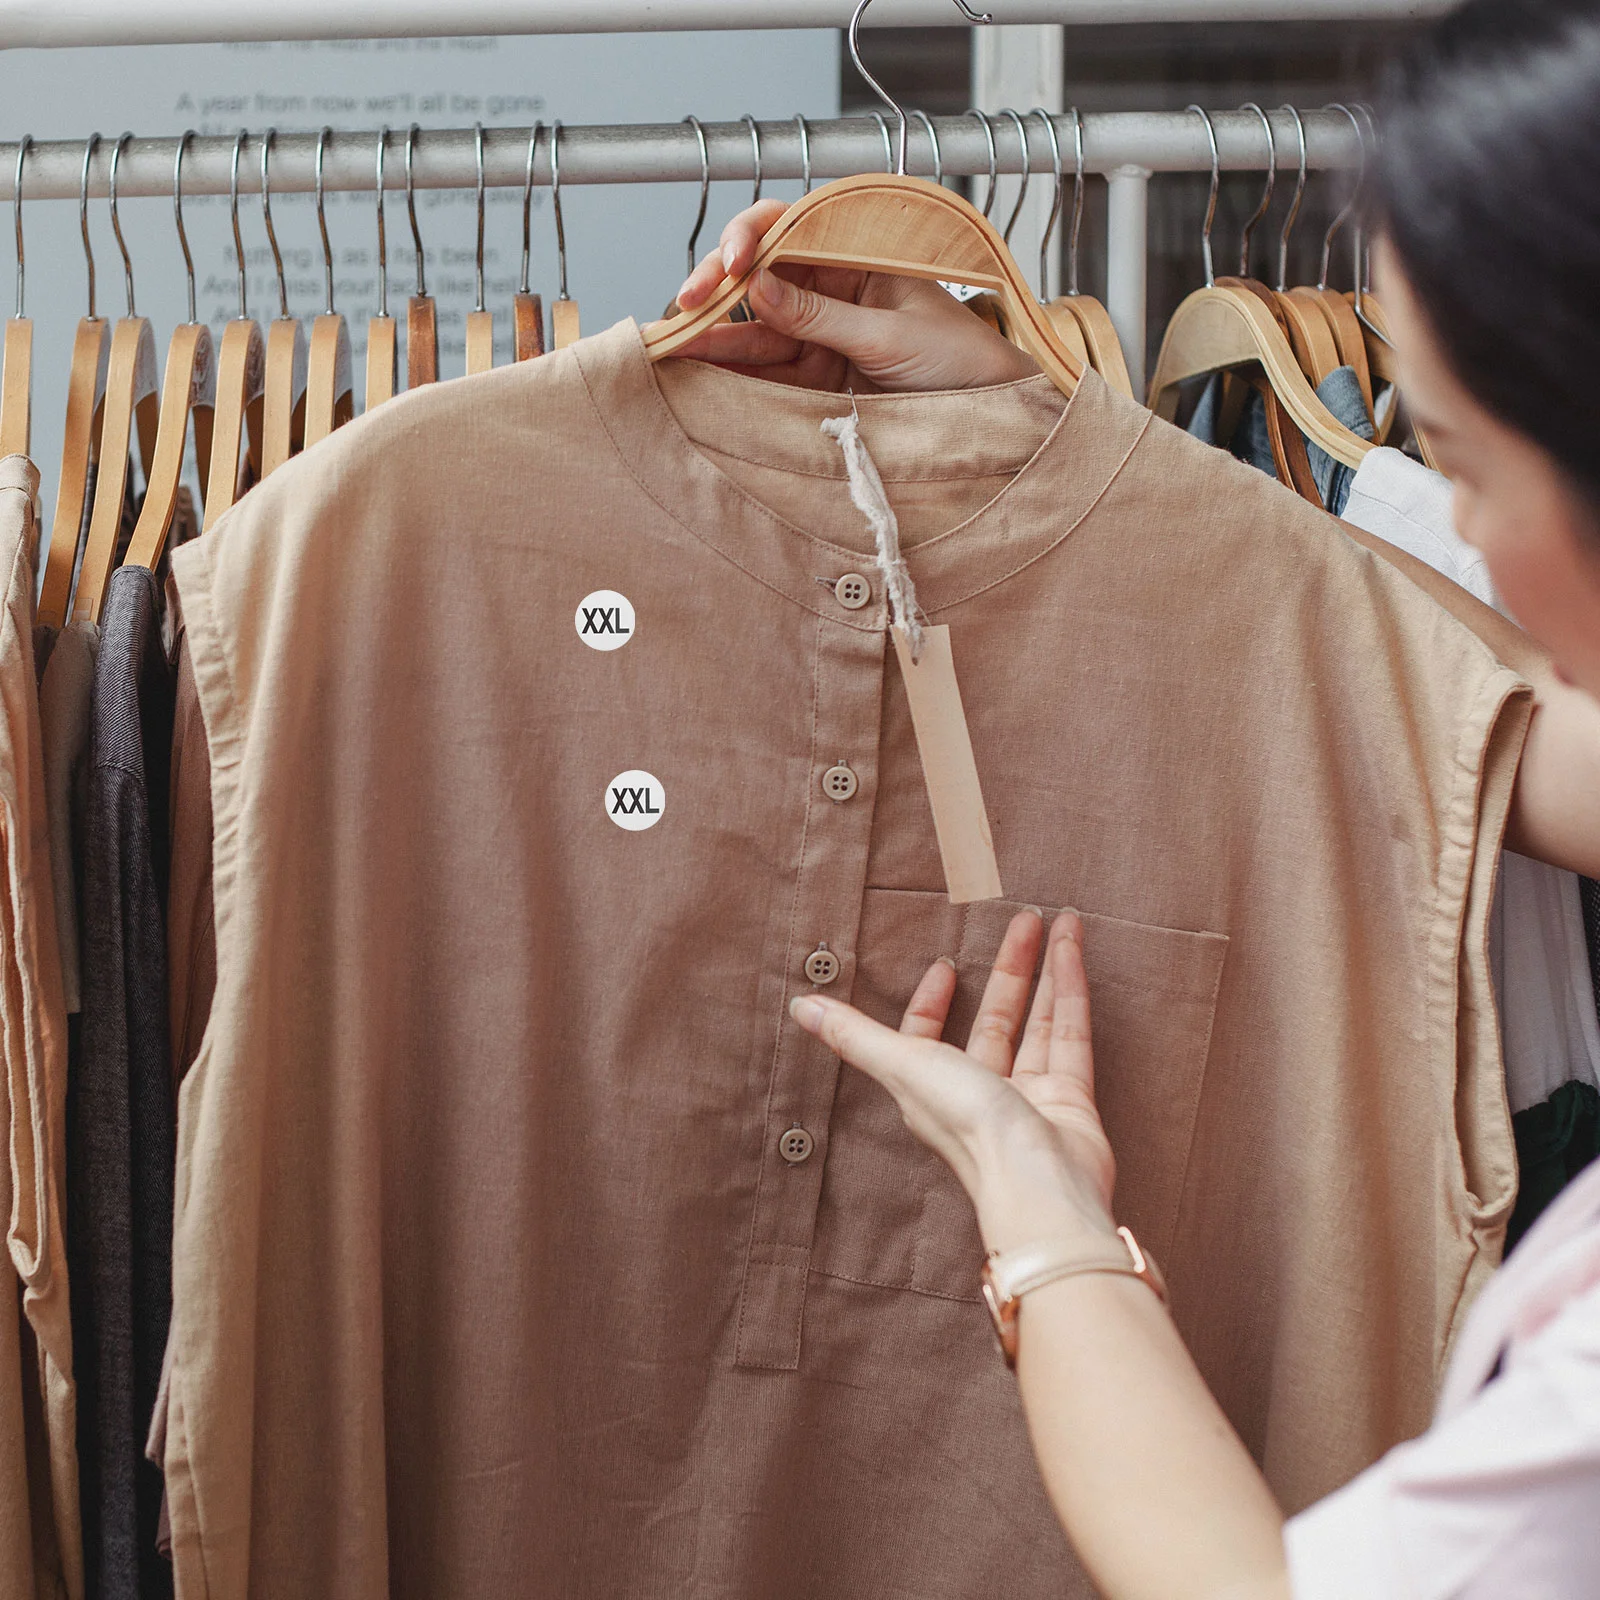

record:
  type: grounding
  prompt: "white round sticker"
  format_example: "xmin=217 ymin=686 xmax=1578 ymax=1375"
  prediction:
xmin=606 ymin=770 xmax=666 ymax=831
xmin=575 ymin=590 xmax=635 ymax=651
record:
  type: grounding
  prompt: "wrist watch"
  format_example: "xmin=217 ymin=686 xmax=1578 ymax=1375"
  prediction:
xmin=980 ymin=1225 xmax=1167 ymax=1370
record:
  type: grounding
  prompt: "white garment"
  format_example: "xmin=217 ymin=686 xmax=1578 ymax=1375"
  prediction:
xmin=1285 ymin=1151 xmax=1600 ymax=1597
xmin=1342 ymin=447 xmax=1600 ymax=1112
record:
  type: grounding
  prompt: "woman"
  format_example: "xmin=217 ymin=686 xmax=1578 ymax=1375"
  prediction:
xmin=669 ymin=3 xmax=1600 ymax=1595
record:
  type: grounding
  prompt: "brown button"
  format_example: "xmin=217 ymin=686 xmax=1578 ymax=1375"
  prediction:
xmin=779 ymin=1126 xmax=815 ymax=1164
xmin=821 ymin=763 xmax=859 ymax=803
xmin=803 ymin=946 xmax=841 ymax=985
xmin=834 ymin=573 xmax=871 ymax=610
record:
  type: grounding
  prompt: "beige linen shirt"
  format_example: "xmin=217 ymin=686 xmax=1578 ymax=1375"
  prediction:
xmin=0 ymin=456 xmax=81 ymax=1599
xmin=161 ymin=323 xmax=1527 ymax=1598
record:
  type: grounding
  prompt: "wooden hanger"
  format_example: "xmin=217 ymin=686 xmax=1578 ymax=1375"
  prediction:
xmin=259 ymin=130 xmax=307 ymax=477
xmin=404 ymin=123 xmax=438 ymax=387
xmin=304 ymin=129 xmax=354 ymax=448
xmin=463 ymin=122 xmax=495 ymax=375
xmin=1349 ymin=286 xmax=1443 ymax=472
xmin=0 ymin=137 xmax=34 ymax=460
xmin=204 ymin=132 xmax=266 ymax=529
xmin=1262 ymin=107 xmax=1342 ymax=387
xmin=365 ymin=126 xmax=398 ymax=411
xmin=549 ymin=121 xmax=581 ymax=349
xmin=73 ymin=134 xmax=162 ymax=625
xmin=125 ymin=132 xmax=218 ymax=574
xmin=514 ymin=123 xmax=546 ymax=360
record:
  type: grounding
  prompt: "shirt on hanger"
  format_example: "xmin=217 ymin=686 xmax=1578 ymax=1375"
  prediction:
xmin=0 ymin=454 xmax=83 ymax=1600
xmin=157 ymin=323 xmax=1528 ymax=1599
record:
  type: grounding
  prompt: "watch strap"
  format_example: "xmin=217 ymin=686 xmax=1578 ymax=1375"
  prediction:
xmin=985 ymin=1228 xmax=1159 ymax=1304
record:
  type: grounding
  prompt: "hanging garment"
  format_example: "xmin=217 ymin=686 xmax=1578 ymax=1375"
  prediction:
xmin=0 ymin=455 xmax=83 ymax=1600
xmin=156 ymin=323 xmax=1527 ymax=1599
xmin=70 ymin=560 xmax=178 ymax=1600
xmin=1342 ymin=445 xmax=1600 ymax=1244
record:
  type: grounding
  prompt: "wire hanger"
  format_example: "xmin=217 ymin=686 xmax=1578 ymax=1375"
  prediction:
xmin=550 ymin=120 xmax=581 ymax=349
xmin=125 ymin=127 xmax=218 ymax=572
xmin=204 ymin=129 xmax=268 ymax=528
xmin=405 ymin=123 xmax=438 ymax=387
xmin=365 ymin=125 xmax=399 ymax=410
xmin=465 ymin=122 xmax=495 ymax=375
xmin=0 ymin=135 xmax=32 ymax=459
xmin=514 ymin=122 xmax=546 ymax=360
xmin=260 ymin=128 xmax=309 ymax=475
xmin=304 ymin=127 xmax=354 ymax=447
xmin=661 ymin=116 xmax=711 ymax=320
xmin=651 ymin=0 xmax=1086 ymax=396
xmin=73 ymin=131 xmax=162 ymax=624
xmin=1147 ymin=106 xmax=1371 ymax=473
xmin=38 ymin=133 xmax=111 ymax=630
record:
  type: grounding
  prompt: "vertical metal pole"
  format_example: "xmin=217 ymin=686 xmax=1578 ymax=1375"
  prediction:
xmin=1106 ymin=163 xmax=1150 ymax=395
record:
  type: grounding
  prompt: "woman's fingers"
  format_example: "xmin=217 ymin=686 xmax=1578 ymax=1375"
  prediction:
xmin=965 ymin=910 xmax=1045 ymax=1074
xmin=1041 ymin=912 xmax=1096 ymax=1097
xmin=675 ymin=199 xmax=790 ymax=310
xmin=673 ymin=319 xmax=807 ymax=369
xmin=1014 ymin=915 xmax=1065 ymax=1078
xmin=900 ymin=958 xmax=958 ymax=1040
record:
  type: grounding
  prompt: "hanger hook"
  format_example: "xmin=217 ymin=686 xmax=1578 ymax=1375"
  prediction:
xmin=869 ymin=112 xmax=893 ymax=174
xmin=374 ymin=126 xmax=389 ymax=319
xmin=228 ymin=129 xmax=249 ymax=320
xmin=472 ymin=122 xmax=487 ymax=315
xmin=1318 ymin=102 xmax=1365 ymax=291
xmin=1030 ymin=109 xmax=1063 ymax=298
xmin=12 ymin=135 xmax=29 ymax=320
xmin=739 ymin=114 xmax=763 ymax=206
xmin=1350 ymin=102 xmax=1381 ymax=313
xmin=1187 ymin=105 xmax=1220 ymax=288
xmin=405 ymin=122 xmax=426 ymax=299
xmin=910 ymin=109 xmax=941 ymax=184
xmin=793 ymin=114 xmax=813 ymax=195
xmin=1273 ymin=105 xmax=1307 ymax=293
xmin=174 ymin=129 xmax=197 ymax=324
xmin=79 ymin=133 xmax=100 ymax=320
xmin=1065 ymin=107 xmax=1086 ymax=297
xmin=964 ymin=108 xmax=999 ymax=217
xmin=1237 ymin=104 xmax=1276 ymax=278
xmin=550 ymin=120 xmax=570 ymax=304
xmin=314 ymin=127 xmax=336 ymax=315
xmin=260 ymin=128 xmax=289 ymax=318
xmin=520 ymin=122 xmax=542 ymax=296
xmin=682 ymin=116 xmax=710 ymax=276
xmin=997 ymin=108 xmax=1031 ymax=246
xmin=108 ymin=132 xmax=135 ymax=317
xmin=848 ymin=0 xmax=992 ymax=177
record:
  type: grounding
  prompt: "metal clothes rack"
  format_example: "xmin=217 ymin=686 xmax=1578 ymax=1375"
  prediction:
xmin=2 ymin=110 xmax=1363 ymax=394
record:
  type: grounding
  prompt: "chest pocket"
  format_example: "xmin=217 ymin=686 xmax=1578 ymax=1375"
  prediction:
xmin=811 ymin=890 xmax=1227 ymax=1302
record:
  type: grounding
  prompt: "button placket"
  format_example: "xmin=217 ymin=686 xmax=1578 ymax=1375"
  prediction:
xmin=735 ymin=619 xmax=884 ymax=1372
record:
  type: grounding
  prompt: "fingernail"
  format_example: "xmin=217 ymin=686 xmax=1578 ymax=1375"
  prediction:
xmin=751 ymin=268 xmax=788 ymax=307
xmin=936 ymin=956 xmax=958 ymax=972
xmin=790 ymin=995 xmax=826 ymax=1027
xmin=1025 ymin=905 xmax=1045 ymax=919
xmin=722 ymin=241 xmax=739 ymax=274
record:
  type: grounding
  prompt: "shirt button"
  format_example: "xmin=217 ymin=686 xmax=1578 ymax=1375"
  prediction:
xmin=803 ymin=945 xmax=841 ymax=985
xmin=834 ymin=573 xmax=871 ymax=610
xmin=779 ymin=1126 xmax=815 ymax=1164
xmin=821 ymin=763 xmax=859 ymax=803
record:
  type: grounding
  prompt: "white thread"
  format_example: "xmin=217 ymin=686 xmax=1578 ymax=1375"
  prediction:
xmin=821 ymin=408 xmax=925 ymax=661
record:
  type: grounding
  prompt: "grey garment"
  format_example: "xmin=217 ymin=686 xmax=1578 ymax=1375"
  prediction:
xmin=68 ymin=564 xmax=176 ymax=1600
xmin=1187 ymin=365 xmax=1374 ymax=515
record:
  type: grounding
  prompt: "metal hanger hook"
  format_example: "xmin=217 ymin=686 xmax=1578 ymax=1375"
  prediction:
xmin=740 ymin=114 xmax=762 ymax=205
xmin=473 ymin=121 xmax=487 ymax=314
xmin=174 ymin=129 xmax=197 ymax=324
xmin=1237 ymin=104 xmax=1276 ymax=278
xmin=848 ymin=0 xmax=992 ymax=177
xmin=79 ymin=133 xmax=100 ymax=320
xmin=793 ymin=114 xmax=813 ymax=195
xmin=12 ymin=135 xmax=29 ymax=320
xmin=910 ymin=109 xmax=941 ymax=184
xmin=108 ymin=132 xmax=135 ymax=317
xmin=1274 ymin=105 xmax=1307 ymax=293
xmin=404 ymin=122 xmax=426 ymax=299
xmin=520 ymin=122 xmax=543 ymax=296
xmin=682 ymin=116 xmax=710 ymax=276
xmin=1030 ymin=110 xmax=1063 ymax=299
xmin=1187 ymin=105 xmax=1220 ymax=288
xmin=997 ymin=108 xmax=1031 ymax=246
xmin=550 ymin=120 xmax=570 ymax=304
xmin=229 ymin=129 xmax=249 ymax=320
xmin=1066 ymin=107 xmax=1086 ymax=297
xmin=965 ymin=108 xmax=999 ymax=218
xmin=1350 ymin=103 xmax=1381 ymax=312
xmin=869 ymin=112 xmax=893 ymax=174
xmin=315 ymin=127 xmax=336 ymax=315
xmin=1318 ymin=102 xmax=1365 ymax=291
xmin=261 ymin=127 xmax=290 ymax=318
xmin=374 ymin=126 xmax=389 ymax=318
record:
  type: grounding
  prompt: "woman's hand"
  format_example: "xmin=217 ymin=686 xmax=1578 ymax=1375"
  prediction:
xmin=790 ymin=909 xmax=1117 ymax=1254
xmin=671 ymin=198 xmax=1040 ymax=394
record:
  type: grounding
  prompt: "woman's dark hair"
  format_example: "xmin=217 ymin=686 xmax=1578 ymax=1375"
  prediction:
xmin=1377 ymin=0 xmax=1600 ymax=514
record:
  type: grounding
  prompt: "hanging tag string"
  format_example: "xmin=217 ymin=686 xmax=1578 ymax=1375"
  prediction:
xmin=821 ymin=406 xmax=926 ymax=662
